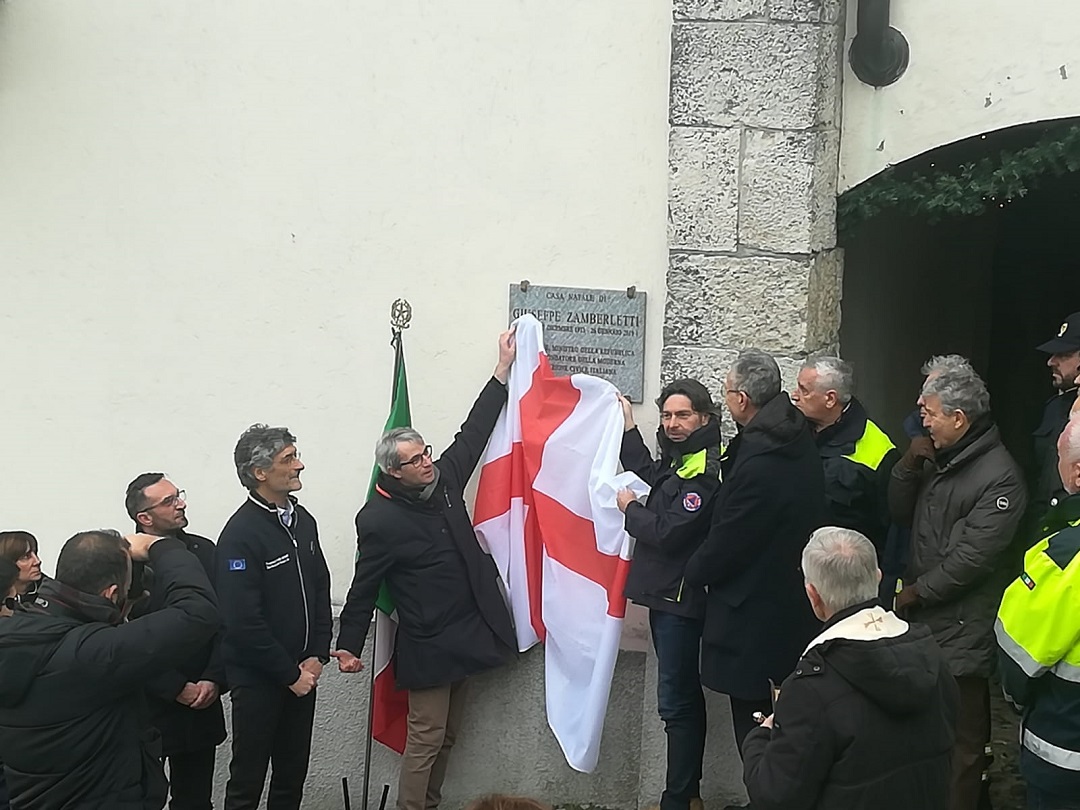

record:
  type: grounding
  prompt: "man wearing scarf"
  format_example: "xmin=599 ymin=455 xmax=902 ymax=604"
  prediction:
xmin=889 ymin=362 xmax=1027 ymax=810
xmin=335 ymin=329 xmax=518 ymax=810
xmin=615 ymin=379 xmax=723 ymax=810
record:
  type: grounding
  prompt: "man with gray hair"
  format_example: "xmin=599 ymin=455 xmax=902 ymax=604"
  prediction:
xmin=334 ymin=330 xmax=518 ymax=810
xmin=686 ymin=349 xmax=826 ymax=760
xmin=792 ymin=356 xmax=898 ymax=559
xmin=889 ymin=362 xmax=1026 ymax=810
xmin=216 ymin=424 xmax=332 ymax=810
xmin=741 ymin=527 xmax=958 ymax=810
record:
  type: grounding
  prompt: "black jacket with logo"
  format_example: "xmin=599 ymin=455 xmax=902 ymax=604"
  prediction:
xmin=686 ymin=394 xmax=827 ymax=701
xmin=620 ymin=421 xmax=723 ymax=618
xmin=743 ymin=602 xmax=959 ymax=810
xmin=814 ymin=398 xmax=899 ymax=557
xmin=217 ymin=495 xmax=333 ymax=688
xmin=0 ymin=539 xmax=218 ymax=810
xmin=129 ymin=530 xmax=227 ymax=755
xmin=337 ymin=377 xmax=516 ymax=691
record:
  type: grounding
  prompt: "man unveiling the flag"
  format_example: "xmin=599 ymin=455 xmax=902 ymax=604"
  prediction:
xmin=616 ymin=380 xmax=722 ymax=810
xmin=334 ymin=328 xmax=518 ymax=810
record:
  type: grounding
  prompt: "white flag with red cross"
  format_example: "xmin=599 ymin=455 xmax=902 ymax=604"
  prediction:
xmin=473 ymin=314 xmax=647 ymax=773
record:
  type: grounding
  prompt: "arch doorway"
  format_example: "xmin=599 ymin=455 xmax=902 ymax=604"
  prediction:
xmin=838 ymin=117 xmax=1080 ymax=809
xmin=839 ymin=118 xmax=1080 ymax=474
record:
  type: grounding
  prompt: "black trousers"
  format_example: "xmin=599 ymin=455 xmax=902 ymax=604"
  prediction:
xmin=950 ymin=676 xmax=991 ymax=810
xmin=165 ymin=747 xmax=217 ymax=810
xmin=224 ymin=685 xmax=316 ymax=810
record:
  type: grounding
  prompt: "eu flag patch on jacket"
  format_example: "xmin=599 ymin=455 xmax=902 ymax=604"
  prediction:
xmin=228 ymin=558 xmax=247 ymax=571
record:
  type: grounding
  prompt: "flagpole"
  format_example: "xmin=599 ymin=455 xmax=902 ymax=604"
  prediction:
xmin=361 ymin=298 xmax=412 ymax=810
xmin=360 ymin=615 xmax=377 ymax=810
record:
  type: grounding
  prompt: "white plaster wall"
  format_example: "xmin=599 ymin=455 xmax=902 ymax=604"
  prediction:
xmin=0 ymin=0 xmax=672 ymax=611
xmin=840 ymin=0 xmax=1080 ymax=191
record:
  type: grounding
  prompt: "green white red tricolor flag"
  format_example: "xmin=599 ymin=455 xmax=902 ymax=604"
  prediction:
xmin=367 ymin=331 xmax=410 ymax=753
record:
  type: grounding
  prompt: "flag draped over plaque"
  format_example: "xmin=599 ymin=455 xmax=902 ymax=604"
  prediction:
xmin=473 ymin=314 xmax=646 ymax=773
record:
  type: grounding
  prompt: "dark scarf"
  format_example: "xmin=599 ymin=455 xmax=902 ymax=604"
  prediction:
xmin=31 ymin=578 xmax=124 ymax=626
xmin=377 ymin=466 xmax=443 ymax=509
xmin=656 ymin=420 xmax=722 ymax=467
xmin=935 ymin=415 xmax=994 ymax=469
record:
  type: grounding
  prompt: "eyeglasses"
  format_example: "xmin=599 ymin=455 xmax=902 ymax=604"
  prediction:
xmin=142 ymin=490 xmax=186 ymax=512
xmin=660 ymin=410 xmax=698 ymax=422
xmin=401 ymin=446 xmax=433 ymax=468
xmin=279 ymin=450 xmax=302 ymax=466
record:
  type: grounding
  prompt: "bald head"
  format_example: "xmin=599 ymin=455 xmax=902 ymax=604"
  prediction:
xmin=1058 ymin=415 xmax=1080 ymax=495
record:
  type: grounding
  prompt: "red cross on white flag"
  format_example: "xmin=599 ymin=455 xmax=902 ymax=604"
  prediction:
xmin=473 ymin=314 xmax=646 ymax=773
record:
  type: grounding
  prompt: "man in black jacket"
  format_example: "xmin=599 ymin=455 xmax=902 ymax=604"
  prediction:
xmin=742 ymin=526 xmax=959 ymax=810
xmin=1027 ymin=312 xmax=1080 ymax=536
xmin=333 ymin=330 xmax=517 ymax=810
xmin=616 ymin=379 xmax=722 ymax=810
xmin=686 ymin=349 xmax=826 ymax=755
xmin=0 ymin=530 xmax=219 ymax=810
xmin=217 ymin=425 xmax=333 ymax=810
xmin=791 ymin=356 xmax=899 ymax=558
xmin=126 ymin=473 xmax=226 ymax=810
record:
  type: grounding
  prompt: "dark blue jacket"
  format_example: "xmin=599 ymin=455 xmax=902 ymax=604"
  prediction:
xmin=217 ymin=495 xmax=332 ymax=687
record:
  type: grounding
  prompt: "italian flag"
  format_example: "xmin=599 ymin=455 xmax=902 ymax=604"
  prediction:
xmin=365 ymin=331 xmax=410 ymax=753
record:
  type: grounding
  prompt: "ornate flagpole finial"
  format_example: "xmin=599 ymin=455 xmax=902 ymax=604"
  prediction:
xmin=390 ymin=298 xmax=412 ymax=333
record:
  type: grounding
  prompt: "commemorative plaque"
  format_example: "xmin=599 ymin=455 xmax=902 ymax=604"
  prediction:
xmin=508 ymin=283 xmax=647 ymax=401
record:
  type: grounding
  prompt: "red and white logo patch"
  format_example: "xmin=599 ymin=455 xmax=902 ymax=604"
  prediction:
xmin=683 ymin=492 xmax=702 ymax=512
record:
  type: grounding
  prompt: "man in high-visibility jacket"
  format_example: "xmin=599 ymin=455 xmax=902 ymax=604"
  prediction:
xmin=996 ymin=411 xmax=1080 ymax=809
xmin=792 ymin=356 xmax=899 ymax=559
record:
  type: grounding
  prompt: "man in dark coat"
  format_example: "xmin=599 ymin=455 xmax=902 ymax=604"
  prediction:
xmin=616 ymin=379 xmax=723 ymax=810
xmin=126 ymin=473 xmax=226 ymax=810
xmin=0 ymin=530 xmax=219 ymax=810
xmin=791 ymin=356 xmax=899 ymax=557
xmin=334 ymin=329 xmax=518 ymax=810
xmin=889 ymin=363 xmax=1027 ymax=810
xmin=685 ymin=349 xmax=826 ymax=752
xmin=743 ymin=527 xmax=959 ymax=810
xmin=217 ymin=426 xmax=333 ymax=810
xmin=1026 ymin=312 xmax=1080 ymax=537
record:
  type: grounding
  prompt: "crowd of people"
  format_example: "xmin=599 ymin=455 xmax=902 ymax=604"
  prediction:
xmin=618 ymin=312 xmax=1080 ymax=810
xmin=0 ymin=314 xmax=1078 ymax=810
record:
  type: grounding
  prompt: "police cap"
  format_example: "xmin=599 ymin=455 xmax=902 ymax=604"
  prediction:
xmin=1037 ymin=312 xmax=1080 ymax=354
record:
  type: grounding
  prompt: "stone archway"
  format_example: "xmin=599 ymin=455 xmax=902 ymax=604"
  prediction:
xmin=839 ymin=118 xmax=1080 ymax=467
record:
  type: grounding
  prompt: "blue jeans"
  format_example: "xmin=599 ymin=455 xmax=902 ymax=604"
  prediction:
xmin=650 ymin=610 xmax=707 ymax=810
xmin=1029 ymin=785 xmax=1080 ymax=810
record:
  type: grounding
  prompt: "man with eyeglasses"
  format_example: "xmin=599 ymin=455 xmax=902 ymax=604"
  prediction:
xmin=125 ymin=473 xmax=225 ymax=810
xmin=333 ymin=329 xmax=518 ymax=810
xmin=217 ymin=426 xmax=332 ymax=810
xmin=615 ymin=379 xmax=722 ymax=810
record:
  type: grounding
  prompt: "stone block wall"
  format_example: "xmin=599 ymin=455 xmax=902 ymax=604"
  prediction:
xmin=664 ymin=0 xmax=845 ymax=395
xmin=642 ymin=1 xmax=846 ymax=806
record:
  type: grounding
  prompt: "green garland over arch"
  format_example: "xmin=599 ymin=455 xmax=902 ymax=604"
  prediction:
xmin=838 ymin=122 xmax=1080 ymax=235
